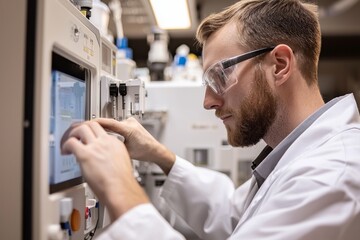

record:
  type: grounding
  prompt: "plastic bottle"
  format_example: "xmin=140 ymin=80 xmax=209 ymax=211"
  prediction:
xmin=116 ymin=37 xmax=136 ymax=81
xmin=172 ymin=44 xmax=190 ymax=81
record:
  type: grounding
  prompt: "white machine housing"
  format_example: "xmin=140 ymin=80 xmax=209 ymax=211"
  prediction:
xmin=29 ymin=1 xmax=103 ymax=239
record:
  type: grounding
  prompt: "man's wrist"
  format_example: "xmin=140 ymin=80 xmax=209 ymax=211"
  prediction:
xmin=153 ymin=145 xmax=176 ymax=175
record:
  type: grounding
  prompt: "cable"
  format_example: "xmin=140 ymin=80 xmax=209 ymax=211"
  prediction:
xmin=84 ymin=202 xmax=100 ymax=240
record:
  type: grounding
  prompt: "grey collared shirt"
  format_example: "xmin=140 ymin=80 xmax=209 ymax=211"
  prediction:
xmin=251 ymin=96 xmax=342 ymax=188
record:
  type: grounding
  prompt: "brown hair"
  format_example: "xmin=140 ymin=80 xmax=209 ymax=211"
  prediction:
xmin=196 ymin=0 xmax=321 ymax=85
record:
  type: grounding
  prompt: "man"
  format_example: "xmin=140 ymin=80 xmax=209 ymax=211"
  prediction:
xmin=61 ymin=0 xmax=360 ymax=239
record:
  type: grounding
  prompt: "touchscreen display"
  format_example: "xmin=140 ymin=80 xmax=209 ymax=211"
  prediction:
xmin=49 ymin=67 xmax=86 ymax=192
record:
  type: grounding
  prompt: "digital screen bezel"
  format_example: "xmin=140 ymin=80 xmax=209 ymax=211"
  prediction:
xmin=49 ymin=52 xmax=89 ymax=194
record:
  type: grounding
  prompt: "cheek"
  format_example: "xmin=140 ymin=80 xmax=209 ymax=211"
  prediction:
xmin=224 ymin=77 xmax=252 ymax=106
xmin=222 ymin=63 xmax=260 ymax=108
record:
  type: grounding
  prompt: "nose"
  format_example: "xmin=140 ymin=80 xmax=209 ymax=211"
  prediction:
xmin=203 ymin=86 xmax=224 ymax=110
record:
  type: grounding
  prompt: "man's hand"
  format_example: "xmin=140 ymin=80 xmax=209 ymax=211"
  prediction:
xmin=61 ymin=121 xmax=149 ymax=222
xmin=95 ymin=117 xmax=176 ymax=174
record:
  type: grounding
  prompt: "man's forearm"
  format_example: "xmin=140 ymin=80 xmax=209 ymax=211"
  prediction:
xmin=152 ymin=145 xmax=176 ymax=175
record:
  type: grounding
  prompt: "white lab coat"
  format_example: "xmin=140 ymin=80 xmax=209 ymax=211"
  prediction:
xmin=97 ymin=94 xmax=360 ymax=240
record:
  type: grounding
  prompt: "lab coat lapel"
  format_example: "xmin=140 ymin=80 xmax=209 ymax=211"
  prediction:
xmin=241 ymin=176 xmax=258 ymax=212
xmin=236 ymin=167 xmax=282 ymax=227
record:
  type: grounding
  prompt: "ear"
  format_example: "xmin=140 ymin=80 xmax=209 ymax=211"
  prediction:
xmin=268 ymin=44 xmax=293 ymax=86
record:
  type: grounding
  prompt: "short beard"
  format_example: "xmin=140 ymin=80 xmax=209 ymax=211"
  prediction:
xmin=226 ymin=66 xmax=278 ymax=147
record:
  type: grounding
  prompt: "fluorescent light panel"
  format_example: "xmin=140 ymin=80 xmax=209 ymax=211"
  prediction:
xmin=150 ymin=0 xmax=191 ymax=29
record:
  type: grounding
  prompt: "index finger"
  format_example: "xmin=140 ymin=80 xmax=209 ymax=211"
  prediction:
xmin=61 ymin=122 xmax=83 ymax=149
xmin=61 ymin=137 xmax=86 ymax=158
xmin=85 ymin=121 xmax=107 ymax=137
xmin=93 ymin=118 xmax=129 ymax=136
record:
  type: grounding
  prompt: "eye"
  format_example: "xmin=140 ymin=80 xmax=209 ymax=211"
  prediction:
xmin=202 ymin=78 xmax=207 ymax=86
xmin=217 ymin=70 xmax=227 ymax=86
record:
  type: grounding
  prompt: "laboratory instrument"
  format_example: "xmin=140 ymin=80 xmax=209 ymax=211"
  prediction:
xmin=1 ymin=0 xmax=146 ymax=239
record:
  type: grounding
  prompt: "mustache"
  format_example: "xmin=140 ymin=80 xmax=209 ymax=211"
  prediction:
xmin=215 ymin=109 xmax=233 ymax=118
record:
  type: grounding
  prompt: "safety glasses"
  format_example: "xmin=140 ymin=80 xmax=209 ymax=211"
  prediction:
xmin=202 ymin=46 xmax=275 ymax=95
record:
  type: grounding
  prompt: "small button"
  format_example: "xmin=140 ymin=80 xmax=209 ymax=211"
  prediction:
xmin=71 ymin=25 xmax=80 ymax=42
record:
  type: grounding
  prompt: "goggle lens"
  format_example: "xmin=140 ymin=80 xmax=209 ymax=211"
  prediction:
xmin=203 ymin=63 xmax=237 ymax=95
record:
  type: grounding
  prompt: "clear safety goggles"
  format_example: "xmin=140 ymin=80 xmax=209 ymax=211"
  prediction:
xmin=202 ymin=46 xmax=275 ymax=95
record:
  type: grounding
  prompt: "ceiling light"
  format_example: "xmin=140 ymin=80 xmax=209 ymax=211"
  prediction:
xmin=149 ymin=0 xmax=191 ymax=29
